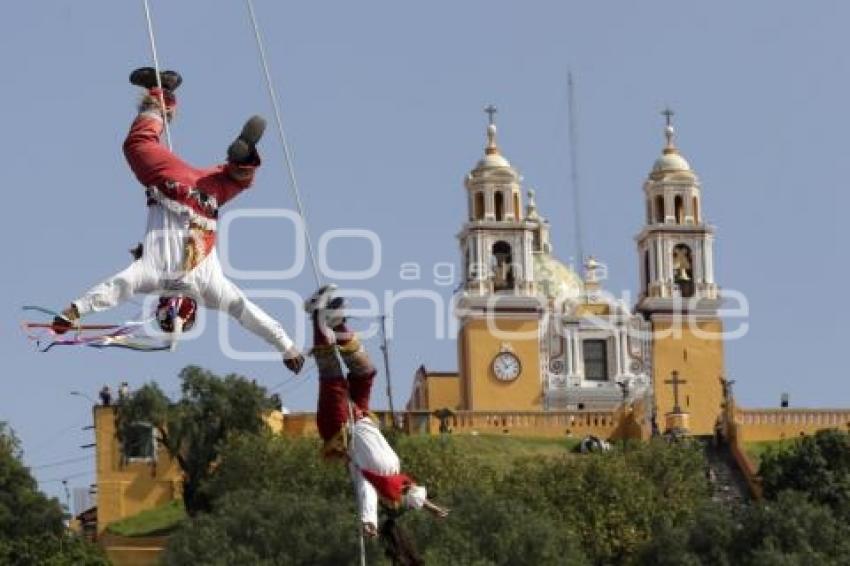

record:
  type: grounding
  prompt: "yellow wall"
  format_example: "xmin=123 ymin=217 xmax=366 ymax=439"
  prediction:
xmin=734 ymin=408 xmax=850 ymax=442
xmin=424 ymin=374 xmax=461 ymax=410
xmin=94 ymin=407 xmax=181 ymax=535
xmin=651 ymin=317 xmax=725 ymax=435
xmin=459 ymin=317 xmax=542 ymax=411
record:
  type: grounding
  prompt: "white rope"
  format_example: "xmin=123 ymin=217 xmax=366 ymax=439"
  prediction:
xmin=244 ymin=0 xmax=323 ymax=288
xmin=141 ymin=0 xmax=172 ymax=149
xmin=243 ymin=3 xmax=363 ymax=564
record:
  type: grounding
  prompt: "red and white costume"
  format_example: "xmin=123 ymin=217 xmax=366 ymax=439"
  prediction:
xmin=349 ymin=416 xmax=427 ymax=527
xmin=313 ymin=326 xmax=426 ymax=528
xmin=71 ymin=107 xmax=294 ymax=353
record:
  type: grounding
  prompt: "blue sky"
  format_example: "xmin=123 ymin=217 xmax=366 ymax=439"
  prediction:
xmin=2 ymin=1 xmax=847 ymax=501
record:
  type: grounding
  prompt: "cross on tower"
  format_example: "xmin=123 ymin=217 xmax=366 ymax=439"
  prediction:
xmin=484 ymin=104 xmax=498 ymax=126
xmin=661 ymin=106 xmax=675 ymax=127
xmin=665 ymin=370 xmax=687 ymax=414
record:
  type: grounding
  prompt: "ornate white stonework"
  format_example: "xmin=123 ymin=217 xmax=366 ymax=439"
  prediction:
xmin=457 ymin=112 xmax=653 ymax=411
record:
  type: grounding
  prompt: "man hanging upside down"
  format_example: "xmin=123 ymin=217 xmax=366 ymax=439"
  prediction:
xmin=306 ymin=286 xmax=449 ymax=538
xmin=53 ymin=67 xmax=304 ymax=373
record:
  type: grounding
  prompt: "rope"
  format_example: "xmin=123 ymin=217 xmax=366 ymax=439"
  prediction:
xmin=142 ymin=0 xmax=173 ymax=149
xmin=242 ymin=4 xmax=362 ymax=563
xmin=244 ymin=0 xmax=323 ymax=288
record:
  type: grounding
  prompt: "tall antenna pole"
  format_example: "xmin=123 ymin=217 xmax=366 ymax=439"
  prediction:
xmin=567 ymin=71 xmax=585 ymax=271
xmin=379 ymin=315 xmax=396 ymax=419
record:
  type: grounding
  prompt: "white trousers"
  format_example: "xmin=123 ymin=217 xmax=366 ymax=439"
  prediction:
xmin=349 ymin=416 xmax=400 ymax=528
xmin=72 ymin=204 xmax=294 ymax=353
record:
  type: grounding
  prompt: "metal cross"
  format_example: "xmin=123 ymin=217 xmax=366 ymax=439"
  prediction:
xmin=665 ymin=370 xmax=687 ymax=414
xmin=484 ymin=104 xmax=498 ymax=126
xmin=661 ymin=106 xmax=675 ymax=127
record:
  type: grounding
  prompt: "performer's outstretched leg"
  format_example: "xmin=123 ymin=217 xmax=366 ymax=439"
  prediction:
xmin=194 ymin=254 xmax=303 ymax=373
xmin=54 ymin=260 xmax=158 ymax=333
xmin=312 ymin=305 xmax=351 ymax=457
xmin=334 ymin=316 xmax=376 ymax=414
xmin=124 ymin=68 xmax=264 ymax=207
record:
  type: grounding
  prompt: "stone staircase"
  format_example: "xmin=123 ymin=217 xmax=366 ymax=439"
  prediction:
xmin=702 ymin=438 xmax=751 ymax=506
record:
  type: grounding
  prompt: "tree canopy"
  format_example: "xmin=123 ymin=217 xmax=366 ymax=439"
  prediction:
xmin=116 ymin=365 xmax=277 ymax=515
xmin=0 ymin=422 xmax=107 ymax=566
xmin=759 ymin=429 xmax=850 ymax=521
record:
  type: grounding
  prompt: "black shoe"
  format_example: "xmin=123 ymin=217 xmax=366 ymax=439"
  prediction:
xmin=227 ymin=115 xmax=266 ymax=164
xmin=129 ymin=67 xmax=182 ymax=92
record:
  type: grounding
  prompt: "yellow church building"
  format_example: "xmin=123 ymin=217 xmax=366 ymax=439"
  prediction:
xmin=408 ymin=110 xmax=728 ymax=437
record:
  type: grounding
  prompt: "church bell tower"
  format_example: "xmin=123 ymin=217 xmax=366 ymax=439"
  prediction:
xmin=636 ymin=110 xmax=725 ymax=435
xmin=456 ymin=107 xmax=544 ymax=411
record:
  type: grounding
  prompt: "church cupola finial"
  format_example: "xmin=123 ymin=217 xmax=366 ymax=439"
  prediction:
xmin=484 ymin=104 xmax=500 ymax=155
xmin=661 ymin=106 xmax=678 ymax=155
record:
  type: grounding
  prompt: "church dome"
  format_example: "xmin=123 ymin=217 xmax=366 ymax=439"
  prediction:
xmin=476 ymin=151 xmax=511 ymax=169
xmin=533 ymin=253 xmax=583 ymax=301
xmin=652 ymin=150 xmax=691 ymax=173
xmin=650 ymin=122 xmax=696 ymax=179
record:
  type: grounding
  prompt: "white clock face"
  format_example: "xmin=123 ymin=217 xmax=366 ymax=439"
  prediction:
xmin=493 ymin=352 xmax=521 ymax=381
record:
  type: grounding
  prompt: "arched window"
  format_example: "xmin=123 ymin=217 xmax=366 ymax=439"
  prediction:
xmin=654 ymin=195 xmax=665 ymax=223
xmin=674 ymin=195 xmax=684 ymax=224
xmin=494 ymin=192 xmax=505 ymax=221
xmin=692 ymin=196 xmax=700 ymax=223
xmin=672 ymin=244 xmax=694 ymax=298
xmin=643 ymin=250 xmax=651 ymax=294
xmin=474 ymin=192 xmax=485 ymax=220
xmin=491 ymin=241 xmax=514 ymax=291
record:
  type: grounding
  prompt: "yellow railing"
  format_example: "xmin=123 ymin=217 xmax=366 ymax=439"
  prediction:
xmin=733 ymin=408 xmax=850 ymax=442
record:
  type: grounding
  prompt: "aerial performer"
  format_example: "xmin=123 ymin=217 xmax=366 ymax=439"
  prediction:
xmin=50 ymin=67 xmax=304 ymax=373
xmin=305 ymin=286 xmax=448 ymax=546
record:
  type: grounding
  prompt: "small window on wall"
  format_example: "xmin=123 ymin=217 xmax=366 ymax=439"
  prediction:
xmin=122 ymin=422 xmax=156 ymax=461
xmin=654 ymin=195 xmax=665 ymax=223
xmin=674 ymin=195 xmax=684 ymax=223
xmin=583 ymin=339 xmax=608 ymax=381
xmin=474 ymin=192 xmax=485 ymax=220
xmin=494 ymin=192 xmax=505 ymax=220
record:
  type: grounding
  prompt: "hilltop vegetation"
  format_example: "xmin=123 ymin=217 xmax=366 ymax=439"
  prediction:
xmin=115 ymin=367 xmax=850 ymax=565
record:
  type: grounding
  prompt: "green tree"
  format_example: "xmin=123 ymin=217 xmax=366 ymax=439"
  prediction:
xmin=634 ymin=490 xmax=850 ymax=565
xmin=0 ymin=422 xmax=64 ymax=539
xmin=0 ymin=533 xmax=110 ymax=566
xmin=164 ymin=489 xmax=368 ymax=565
xmin=759 ymin=429 xmax=850 ymax=520
xmin=0 ymin=422 xmax=108 ymax=565
xmin=200 ymin=433 xmax=350 ymax=504
xmin=404 ymin=489 xmax=587 ymax=565
xmin=116 ymin=365 xmax=276 ymax=515
xmin=634 ymin=502 xmax=737 ymax=566
xmin=733 ymin=490 xmax=850 ymax=566
xmin=496 ymin=440 xmax=710 ymax=564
